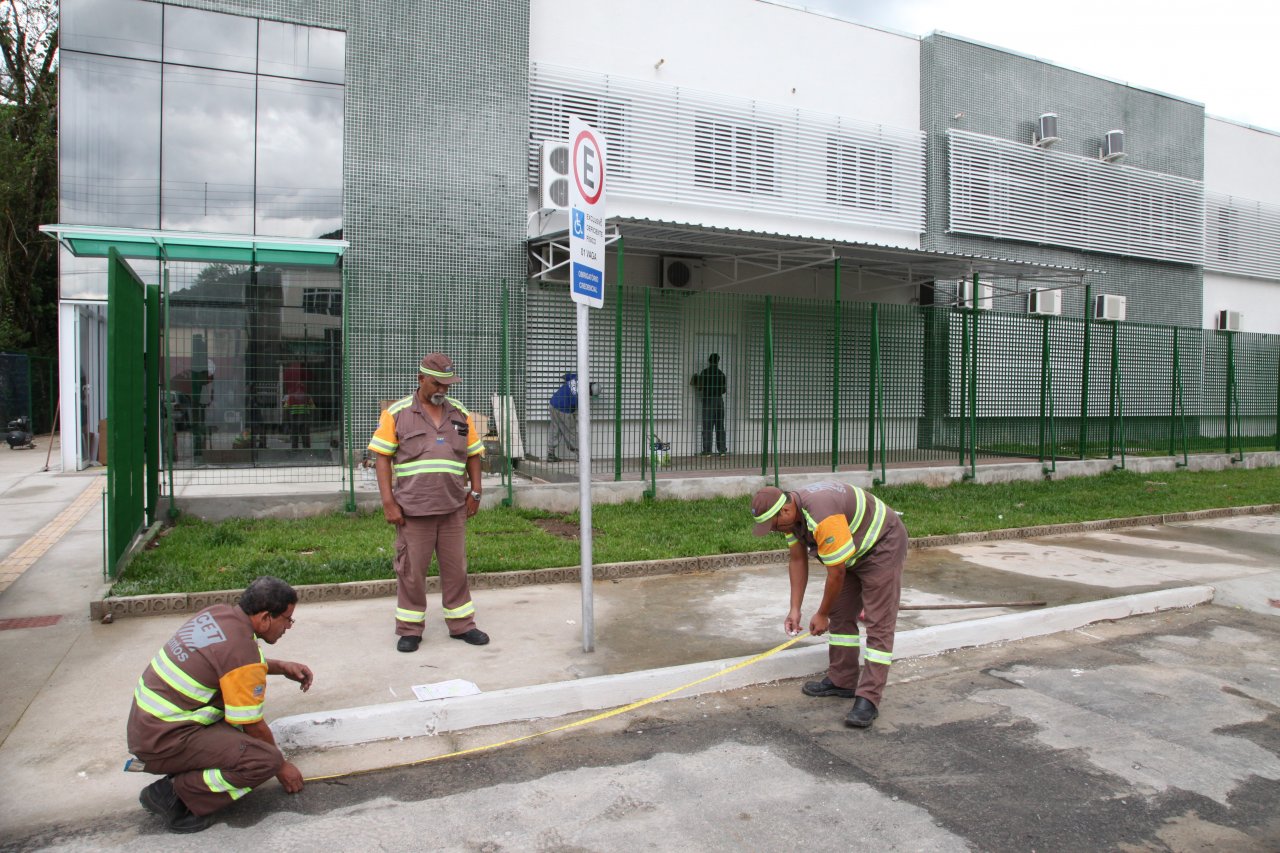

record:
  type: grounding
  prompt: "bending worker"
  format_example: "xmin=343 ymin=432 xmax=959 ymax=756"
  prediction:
xmin=751 ymin=481 xmax=907 ymax=728
xmin=369 ymin=352 xmax=489 ymax=651
xmin=127 ymin=576 xmax=313 ymax=834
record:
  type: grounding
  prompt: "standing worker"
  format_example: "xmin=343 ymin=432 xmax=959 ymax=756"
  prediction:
xmin=546 ymin=371 xmax=579 ymax=463
xmin=127 ymin=576 xmax=313 ymax=834
xmin=750 ymin=481 xmax=907 ymax=728
xmin=691 ymin=353 xmax=727 ymax=456
xmin=368 ymin=353 xmax=489 ymax=651
xmin=283 ymin=384 xmax=316 ymax=449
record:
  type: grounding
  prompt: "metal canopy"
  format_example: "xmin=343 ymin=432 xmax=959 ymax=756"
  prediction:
xmin=39 ymin=224 xmax=348 ymax=267
xmin=530 ymin=216 xmax=1095 ymax=296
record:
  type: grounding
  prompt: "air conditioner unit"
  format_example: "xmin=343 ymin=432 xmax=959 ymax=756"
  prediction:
xmin=538 ymin=140 xmax=570 ymax=210
xmin=1093 ymin=293 xmax=1126 ymax=322
xmin=1100 ymin=129 xmax=1125 ymax=162
xmin=1027 ymin=288 xmax=1062 ymax=315
xmin=662 ymin=257 xmax=703 ymax=291
xmin=1216 ymin=309 xmax=1243 ymax=332
xmin=1033 ymin=113 xmax=1059 ymax=148
xmin=958 ymin=280 xmax=992 ymax=310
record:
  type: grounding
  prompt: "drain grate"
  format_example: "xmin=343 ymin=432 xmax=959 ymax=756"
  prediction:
xmin=0 ymin=615 xmax=62 ymax=631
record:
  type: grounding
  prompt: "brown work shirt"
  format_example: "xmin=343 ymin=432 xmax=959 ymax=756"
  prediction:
xmin=780 ymin=481 xmax=895 ymax=568
xmin=368 ymin=394 xmax=483 ymax=516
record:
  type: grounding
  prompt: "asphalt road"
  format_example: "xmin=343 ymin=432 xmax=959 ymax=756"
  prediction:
xmin=8 ymin=604 xmax=1278 ymax=853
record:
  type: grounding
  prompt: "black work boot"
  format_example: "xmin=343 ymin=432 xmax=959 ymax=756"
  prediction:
xmin=139 ymin=777 xmax=182 ymax=822
xmin=167 ymin=801 xmax=213 ymax=834
xmin=845 ymin=696 xmax=879 ymax=728
xmin=396 ymin=635 xmax=421 ymax=653
xmin=801 ymin=676 xmax=856 ymax=698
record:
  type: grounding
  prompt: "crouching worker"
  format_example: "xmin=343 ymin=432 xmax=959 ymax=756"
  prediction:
xmin=751 ymin=481 xmax=907 ymax=729
xmin=127 ymin=576 xmax=314 ymax=833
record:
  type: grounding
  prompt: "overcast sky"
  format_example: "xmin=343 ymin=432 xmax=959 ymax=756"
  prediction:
xmin=786 ymin=0 xmax=1279 ymax=133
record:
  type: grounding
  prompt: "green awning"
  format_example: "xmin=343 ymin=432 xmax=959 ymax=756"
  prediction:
xmin=39 ymin=224 xmax=348 ymax=267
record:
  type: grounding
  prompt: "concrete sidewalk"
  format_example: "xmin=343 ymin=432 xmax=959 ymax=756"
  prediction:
xmin=1 ymin=439 xmax=1277 ymax=837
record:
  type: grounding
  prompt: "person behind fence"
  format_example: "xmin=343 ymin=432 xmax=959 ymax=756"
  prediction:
xmin=691 ymin=353 xmax=727 ymax=455
xmin=283 ymin=384 xmax=315 ymax=449
xmin=546 ymin=371 xmax=580 ymax=463
xmin=750 ymin=481 xmax=908 ymax=729
xmin=368 ymin=352 xmax=489 ymax=652
xmin=127 ymin=576 xmax=313 ymax=834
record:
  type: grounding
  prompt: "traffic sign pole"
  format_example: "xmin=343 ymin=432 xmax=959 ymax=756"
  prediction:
xmin=577 ymin=302 xmax=594 ymax=652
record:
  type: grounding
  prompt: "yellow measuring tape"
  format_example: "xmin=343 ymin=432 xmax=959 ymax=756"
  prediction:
xmin=305 ymin=632 xmax=810 ymax=782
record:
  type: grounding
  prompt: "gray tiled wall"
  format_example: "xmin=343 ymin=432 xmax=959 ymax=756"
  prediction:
xmin=921 ymin=34 xmax=1205 ymax=327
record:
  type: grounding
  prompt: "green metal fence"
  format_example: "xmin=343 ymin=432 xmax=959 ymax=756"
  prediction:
xmin=106 ymin=249 xmax=157 ymax=578
xmin=504 ymin=281 xmax=1280 ymax=490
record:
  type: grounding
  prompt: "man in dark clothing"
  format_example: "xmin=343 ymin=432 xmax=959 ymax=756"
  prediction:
xmin=127 ymin=576 xmax=313 ymax=833
xmin=692 ymin=353 xmax=727 ymax=455
xmin=751 ymin=481 xmax=908 ymax=729
xmin=546 ymin=372 xmax=579 ymax=463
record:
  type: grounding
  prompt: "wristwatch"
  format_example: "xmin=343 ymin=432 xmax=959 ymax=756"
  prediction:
xmin=469 ymin=490 xmax=482 ymax=501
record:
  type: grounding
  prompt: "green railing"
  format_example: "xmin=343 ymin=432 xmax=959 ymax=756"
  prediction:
xmin=503 ymin=282 xmax=1280 ymax=486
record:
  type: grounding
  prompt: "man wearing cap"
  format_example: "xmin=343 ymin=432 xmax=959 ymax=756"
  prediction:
xmin=369 ymin=353 xmax=489 ymax=651
xmin=751 ymin=481 xmax=907 ymax=728
xmin=546 ymin=371 xmax=579 ymax=463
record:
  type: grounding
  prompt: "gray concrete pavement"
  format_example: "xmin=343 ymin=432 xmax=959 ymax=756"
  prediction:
xmin=0 ymin=438 xmax=1277 ymax=847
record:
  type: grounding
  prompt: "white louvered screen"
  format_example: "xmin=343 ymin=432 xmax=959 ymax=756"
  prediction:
xmin=948 ymin=129 xmax=1205 ymax=265
xmin=530 ymin=63 xmax=925 ymax=233
xmin=1205 ymin=192 xmax=1280 ymax=280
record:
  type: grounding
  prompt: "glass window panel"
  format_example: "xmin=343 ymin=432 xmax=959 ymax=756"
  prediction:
xmin=258 ymin=21 xmax=344 ymax=84
xmin=59 ymin=52 xmax=160 ymax=228
xmin=163 ymin=6 xmax=257 ymax=74
xmin=255 ymin=77 xmax=343 ymax=238
xmin=61 ymin=0 xmax=161 ymax=61
xmin=161 ymin=66 xmax=256 ymax=234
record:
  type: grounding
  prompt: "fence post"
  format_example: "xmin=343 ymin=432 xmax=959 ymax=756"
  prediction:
xmin=643 ymin=288 xmax=656 ymax=499
xmin=145 ymin=283 xmax=159 ymax=525
xmin=1078 ymin=283 xmax=1092 ymax=459
xmin=1226 ymin=331 xmax=1244 ymax=462
xmin=163 ymin=264 xmax=177 ymax=520
xmin=1038 ymin=315 xmax=1049 ymax=466
xmin=342 ymin=263 xmax=357 ymax=512
xmin=501 ymin=278 xmax=513 ymax=507
xmin=966 ymin=292 xmax=978 ymax=481
xmin=1107 ymin=320 xmax=1117 ymax=459
xmin=831 ymin=259 xmax=840 ymax=472
xmin=958 ymin=306 xmax=968 ymax=469
xmin=767 ymin=296 xmax=779 ymax=485
xmin=868 ymin=303 xmax=878 ymax=473
xmin=1170 ymin=328 xmax=1189 ymax=467
xmin=614 ymin=238 xmax=624 ymax=482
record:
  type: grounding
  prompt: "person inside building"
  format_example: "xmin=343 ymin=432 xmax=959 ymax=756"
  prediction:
xmin=691 ymin=353 xmax=727 ymax=456
xmin=127 ymin=576 xmax=313 ymax=834
xmin=546 ymin=371 xmax=579 ymax=463
xmin=750 ymin=481 xmax=908 ymax=728
xmin=368 ymin=352 xmax=489 ymax=652
xmin=283 ymin=383 xmax=316 ymax=450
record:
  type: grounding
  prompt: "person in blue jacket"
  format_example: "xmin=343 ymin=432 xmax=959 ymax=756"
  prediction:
xmin=547 ymin=372 xmax=579 ymax=463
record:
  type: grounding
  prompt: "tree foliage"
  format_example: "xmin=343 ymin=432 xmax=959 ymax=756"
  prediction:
xmin=0 ymin=0 xmax=58 ymax=354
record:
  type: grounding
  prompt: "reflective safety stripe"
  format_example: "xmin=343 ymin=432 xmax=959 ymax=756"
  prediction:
xmin=445 ymin=396 xmax=470 ymax=415
xmin=133 ymin=679 xmax=223 ymax=725
xmin=224 ymin=702 xmax=264 ymax=725
xmin=753 ymin=492 xmax=787 ymax=523
xmin=150 ymin=648 xmax=216 ymax=703
xmin=203 ymin=768 xmax=251 ymax=801
xmin=387 ymin=396 xmax=414 ymax=416
xmin=863 ymin=646 xmax=893 ymax=665
xmin=784 ymin=533 xmax=798 ymax=548
xmin=467 ymin=439 xmax=485 ymax=455
xmin=396 ymin=607 xmax=427 ymax=623
xmin=393 ymin=459 xmax=466 ymax=477
xmin=368 ymin=436 xmax=397 ymax=455
xmin=853 ymin=496 xmax=888 ymax=560
xmin=848 ymin=487 xmax=868 ymax=534
xmin=443 ymin=600 xmax=475 ymax=619
xmin=802 ymin=509 xmax=819 ymax=533
xmin=828 ymin=632 xmax=861 ymax=648
xmin=819 ymin=535 xmax=856 ymax=567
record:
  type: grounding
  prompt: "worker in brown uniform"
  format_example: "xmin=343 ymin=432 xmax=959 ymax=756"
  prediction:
xmin=127 ymin=576 xmax=313 ymax=833
xmin=368 ymin=352 xmax=489 ymax=651
xmin=751 ymin=481 xmax=907 ymax=728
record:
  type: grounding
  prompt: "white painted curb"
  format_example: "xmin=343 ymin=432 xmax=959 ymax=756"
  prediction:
xmin=273 ymin=585 xmax=1214 ymax=751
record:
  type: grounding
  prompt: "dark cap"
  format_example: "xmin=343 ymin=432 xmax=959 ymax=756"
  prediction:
xmin=751 ymin=486 xmax=787 ymax=536
xmin=419 ymin=353 xmax=460 ymax=384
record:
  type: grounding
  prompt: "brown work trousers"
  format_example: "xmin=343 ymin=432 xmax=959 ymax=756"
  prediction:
xmin=133 ymin=721 xmax=282 ymax=816
xmin=825 ymin=512 xmax=908 ymax=708
xmin=394 ymin=508 xmax=477 ymax=637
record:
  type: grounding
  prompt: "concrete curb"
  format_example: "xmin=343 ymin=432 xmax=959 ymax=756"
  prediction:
xmin=94 ymin=503 xmax=1278 ymax=621
xmin=272 ymin=585 xmax=1214 ymax=752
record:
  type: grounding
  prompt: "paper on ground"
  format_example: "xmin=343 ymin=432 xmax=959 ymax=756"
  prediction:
xmin=412 ymin=679 xmax=481 ymax=702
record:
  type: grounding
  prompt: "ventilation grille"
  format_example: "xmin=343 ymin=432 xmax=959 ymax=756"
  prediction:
xmin=530 ymin=62 xmax=925 ymax=233
xmin=1205 ymin=192 xmax=1280 ymax=279
xmin=948 ymin=129 xmax=1204 ymax=265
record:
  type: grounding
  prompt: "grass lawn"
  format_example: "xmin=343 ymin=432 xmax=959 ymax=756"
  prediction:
xmin=111 ymin=466 xmax=1279 ymax=597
